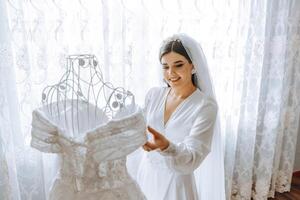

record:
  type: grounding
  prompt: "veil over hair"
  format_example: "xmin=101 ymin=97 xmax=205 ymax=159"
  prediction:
xmin=166 ymin=33 xmax=226 ymax=200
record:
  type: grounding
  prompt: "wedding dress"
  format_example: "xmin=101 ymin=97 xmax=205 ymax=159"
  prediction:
xmin=31 ymin=100 xmax=147 ymax=200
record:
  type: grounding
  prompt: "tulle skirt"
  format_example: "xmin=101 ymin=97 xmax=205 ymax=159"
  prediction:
xmin=48 ymin=177 xmax=146 ymax=200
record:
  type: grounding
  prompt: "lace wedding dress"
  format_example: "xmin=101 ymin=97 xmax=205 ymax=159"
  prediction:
xmin=31 ymin=100 xmax=147 ymax=200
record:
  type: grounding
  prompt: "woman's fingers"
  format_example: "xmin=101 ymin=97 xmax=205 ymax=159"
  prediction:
xmin=145 ymin=141 xmax=157 ymax=149
xmin=142 ymin=141 xmax=158 ymax=151
xmin=142 ymin=144 xmax=151 ymax=151
xmin=147 ymin=126 xmax=162 ymax=138
xmin=143 ymin=126 xmax=168 ymax=152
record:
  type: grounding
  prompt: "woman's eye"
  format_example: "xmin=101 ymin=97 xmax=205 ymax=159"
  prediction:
xmin=175 ymin=64 xmax=183 ymax=67
xmin=162 ymin=66 xmax=169 ymax=69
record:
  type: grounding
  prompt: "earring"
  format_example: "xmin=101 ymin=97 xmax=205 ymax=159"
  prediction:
xmin=191 ymin=68 xmax=196 ymax=74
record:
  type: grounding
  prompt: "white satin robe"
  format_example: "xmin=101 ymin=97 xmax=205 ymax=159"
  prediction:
xmin=136 ymin=87 xmax=217 ymax=200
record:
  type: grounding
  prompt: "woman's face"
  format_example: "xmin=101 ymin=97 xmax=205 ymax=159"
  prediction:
xmin=161 ymin=52 xmax=194 ymax=89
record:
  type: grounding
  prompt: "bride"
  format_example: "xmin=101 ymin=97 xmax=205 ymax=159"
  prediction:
xmin=135 ymin=33 xmax=226 ymax=200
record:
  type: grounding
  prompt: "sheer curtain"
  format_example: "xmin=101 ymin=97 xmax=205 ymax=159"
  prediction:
xmin=220 ymin=1 xmax=300 ymax=199
xmin=0 ymin=0 xmax=299 ymax=200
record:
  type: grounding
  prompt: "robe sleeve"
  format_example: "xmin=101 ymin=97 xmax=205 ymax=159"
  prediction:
xmin=30 ymin=110 xmax=62 ymax=153
xmin=159 ymin=98 xmax=218 ymax=174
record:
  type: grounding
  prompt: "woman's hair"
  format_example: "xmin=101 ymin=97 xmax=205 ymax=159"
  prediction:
xmin=159 ymin=39 xmax=192 ymax=63
xmin=159 ymin=39 xmax=197 ymax=86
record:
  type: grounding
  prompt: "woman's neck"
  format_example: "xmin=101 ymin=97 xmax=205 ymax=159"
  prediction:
xmin=170 ymin=84 xmax=196 ymax=99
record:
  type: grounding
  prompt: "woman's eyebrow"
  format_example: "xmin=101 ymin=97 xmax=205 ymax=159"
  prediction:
xmin=162 ymin=60 xmax=184 ymax=65
xmin=174 ymin=60 xmax=184 ymax=64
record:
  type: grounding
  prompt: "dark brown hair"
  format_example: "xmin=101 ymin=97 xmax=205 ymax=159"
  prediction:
xmin=159 ymin=39 xmax=192 ymax=63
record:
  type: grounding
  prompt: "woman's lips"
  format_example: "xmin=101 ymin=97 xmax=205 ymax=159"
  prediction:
xmin=169 ymin=77 xmax=180 ymax=82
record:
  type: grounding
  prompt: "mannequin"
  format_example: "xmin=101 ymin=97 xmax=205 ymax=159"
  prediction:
xmin=41 ymin=54 xmax=135 ymax=136
xmin=31 ymin=54 xmax=146 ymax=200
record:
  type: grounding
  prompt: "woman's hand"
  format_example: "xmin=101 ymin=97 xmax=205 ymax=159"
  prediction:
xmin=142 ymin=126 xmax=170 ymax=152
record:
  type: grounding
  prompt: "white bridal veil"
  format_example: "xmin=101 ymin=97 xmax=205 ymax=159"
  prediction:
xmin=177 ymin=33 xmax=225 ymax=200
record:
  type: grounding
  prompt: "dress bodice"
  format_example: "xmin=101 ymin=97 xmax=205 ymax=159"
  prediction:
xmin=31 ymin=100 xmax=147 ymax=200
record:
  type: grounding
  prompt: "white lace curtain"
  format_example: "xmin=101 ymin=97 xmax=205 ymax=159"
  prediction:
xmin=0 ymin=0 xmax=299 ymax=200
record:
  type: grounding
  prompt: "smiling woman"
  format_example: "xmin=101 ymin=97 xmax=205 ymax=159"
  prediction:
xmin=136 ymin=34 xmax=225 ymax=200
xmin=162 ymin=52 xmax=194 ymax=87
xmin=160 ymin=39 xmax=197 ymax=88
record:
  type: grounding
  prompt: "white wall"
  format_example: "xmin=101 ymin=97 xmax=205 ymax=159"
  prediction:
xmin=294 ymin=117 xmax=300 ymax=171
